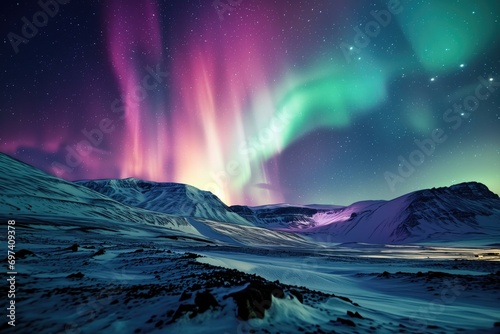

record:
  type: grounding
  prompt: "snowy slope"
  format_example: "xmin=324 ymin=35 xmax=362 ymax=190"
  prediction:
xmin=235 ymin=183 xmax=500 ymax=243
xmin=231 ymin=204 xmax=319 ymax=228
xmin=76 ymin=178 xmax=252 ymax=226
xmin=304 ymin=182 xmax=500 ymax=243
xmin=230 ymin=203 xmax=346 ymax=229
xmin=0 ymin=153 xmax=311 ymax=247
xmin=0 ymin=153 xmax=199 ymax=236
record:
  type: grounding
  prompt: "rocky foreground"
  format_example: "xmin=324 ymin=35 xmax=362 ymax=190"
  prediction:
xmin=2 ymin=220 xmax=500 ymax=334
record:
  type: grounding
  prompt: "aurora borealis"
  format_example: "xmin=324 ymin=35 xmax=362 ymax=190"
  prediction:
xmin=1 ymin=0 xmax=499 ymax=206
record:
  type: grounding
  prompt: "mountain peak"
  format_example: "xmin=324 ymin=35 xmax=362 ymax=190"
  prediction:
xmin=76 ymin=178 xmax=252 ymax=226
xmin=429 ymin=182 xmax=499 ymax=200
xmin=448 ymin=181 xmax=498 ymax=198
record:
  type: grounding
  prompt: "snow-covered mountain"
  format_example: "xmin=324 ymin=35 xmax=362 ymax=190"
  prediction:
xmin=234 ymin=183 xmax=500 ymax=243
xmin=0 ymin=153 xmax=310 ymax=247
xmin=2 ymin=152 xmax=498 ymax=244
xmin=230 ymin=203 xmax=344 ymax=229
xmin=0 ymin=153 xmax=199 ymax=236
xmin=76 ymin=178 xmax=252 ymax=226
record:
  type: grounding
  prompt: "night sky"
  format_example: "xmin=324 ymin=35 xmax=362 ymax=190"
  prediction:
xmin=1 ymin=0 xmax=499 ymax=206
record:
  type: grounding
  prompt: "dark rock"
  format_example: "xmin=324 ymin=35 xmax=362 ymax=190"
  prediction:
xmin=179 ymin=290 xmax=192 ymax=301
xmin=67 ymin=272 xmax=84 ymax=279
xmin=494 ymin=322 xmax=500 ymax=327
xmin=337 ymin=317 xmax=356 ymax=327
xmin=347 ymin=310 xmax=364 ymax=319
xmin=93 ymin=248 xmax=106 ymax=256
xmin=64 ymin=244 xmax=79 ymax=252
xmin=228 ymin=281 xmax=285 ymax=320
xmin=170 ymin=304 xmax=198 ymax=323
xmin=290 ymin=289 xmax=303 ymax=303
xmin=379 ymin=271 xmax=391 ymax=278
xmin=195 ymin=291 xmax=219 ymax=313
xmin=337 ymin=295 xmax=354 ymax=304
xmin=134 ymin=249 xmax=144 ymax=253
xmin=169 ymin=291 xmax=219 ymax=323
xmin=183 ymin=252 xmax=201 ymax=259
xmin=16 ymin=249 xmax=35 ymax=259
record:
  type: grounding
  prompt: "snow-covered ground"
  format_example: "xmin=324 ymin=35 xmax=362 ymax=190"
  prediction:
xmin=4 ymin=221 xmax=500 ymax=333
xmin=194 ymin=243 xmax=500 ymax=332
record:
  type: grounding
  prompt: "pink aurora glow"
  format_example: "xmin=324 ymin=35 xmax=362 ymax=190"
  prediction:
xmin=103 ymin=0 xmax=286 ymax=204
xmin=105 ymin=0 xmax=171 ymax=182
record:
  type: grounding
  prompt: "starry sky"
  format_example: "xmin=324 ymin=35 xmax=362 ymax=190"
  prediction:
xmin=1 ymin=0 xmax=499 ymax=206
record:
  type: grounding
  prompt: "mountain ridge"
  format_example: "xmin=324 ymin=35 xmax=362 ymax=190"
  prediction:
xmin=1 ymin=152 xmax=499 ymax=244
xmin=0 ymin=153 xmax=310 ymax=247
xmin=232 ymin=181 xmax=500 ymax=243
xmin=75 ymin=178 xmax=252 ymax=226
